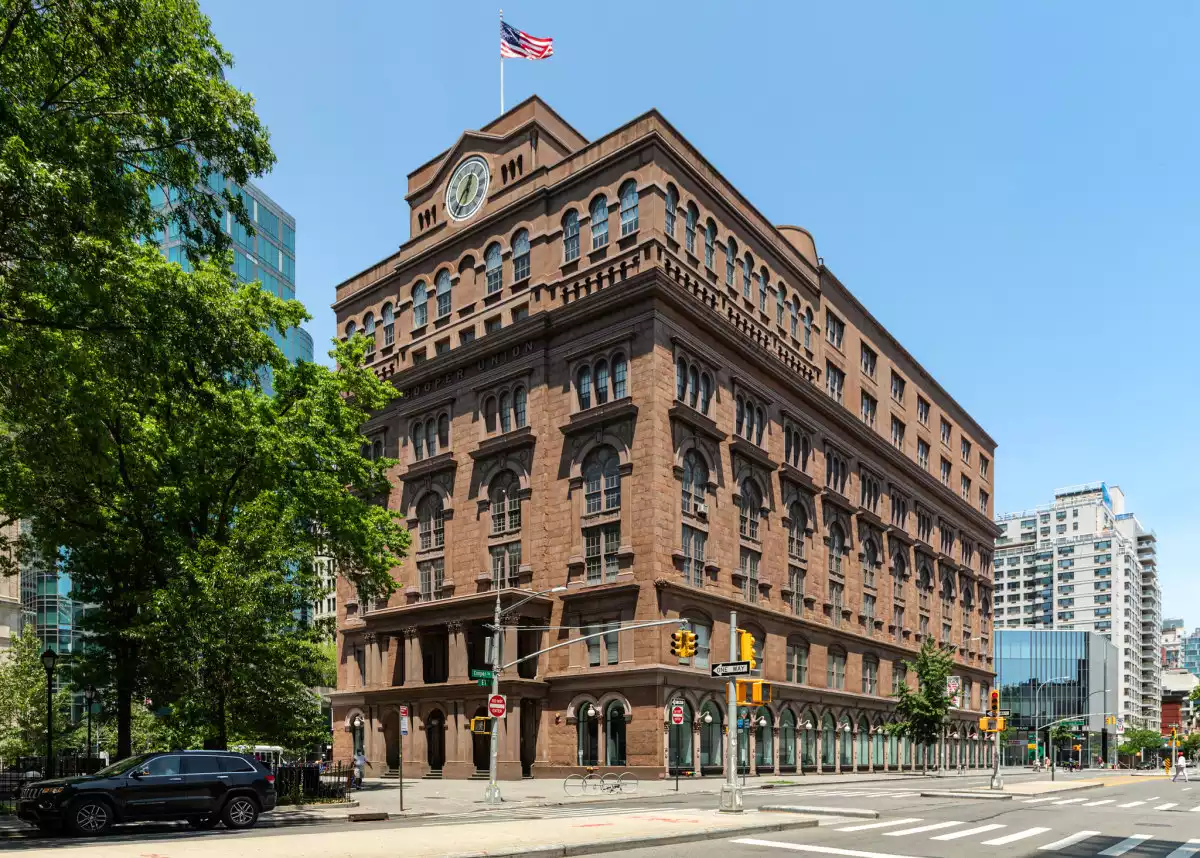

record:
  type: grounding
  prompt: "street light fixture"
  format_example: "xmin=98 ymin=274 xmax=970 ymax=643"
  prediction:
xmin=83 ymin=685 xmax=96 ymax=766
xmin=40 ymin=649 xmax=57 ymax=779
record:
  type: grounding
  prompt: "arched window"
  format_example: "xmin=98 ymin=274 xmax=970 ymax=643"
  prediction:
xmin=780 ymin=710 xmax=797 ymax=771
xmin=485 ymin=243 xmax=503 ymax=294
xmin=704 ymin=219 xmax=716 ymax=268
xmin=612 ymin=353 xmax=627 ymax=399
xmin=735 ymin=395 xmax=745 ymax=436
xmin=687 ymin=365 xmax=699 ymax=408
xmin=362 ymin=313 xmax=375 ymax=353
xmin=685 ymin=202 xmax=698 ymax=253
xmin=790 ymin=299 xmax=799 ymax=339
xmin=576 ymin=702 xmax=599 ymax=766
xmin=411 ymin=421 xmax=424 ymax=460
xmin=344 ymin=320 xmax=357 ymax=339
xmin=858 ymin=716 xmax=871 ymax=768
xmin=437 ymin=414 xmax=449 ymax=450
xmin=412 ymin=281 xmax=428 ymax=327
xmin=759 ymin=266 xmax=769 ymax=313
xmin=483 ymin=396 xmax=497 ymax=434
xmin=382 ymin=302 xmax=395 ymax=346
xmin=800 ymin=711 xmax=817 ymax=768
xmin=605 ymin=701 xmax=627 ymax=765
xmin=590 ymin=195 xmax=609 ymax=249
xmin=742 ymin=252 xmax=753 ymax=298
xmin=726 ymin=237 xmax=738 ymax=286
xmin=839 ymin=718 xmax=853 ymax=768
xmin=821 ymin=714 xmax=836 ymax=768
xmin=665 ymin=184 xmax=678 ymax=237
xmin=594 ymin=358 xmax=610 ymax=405
xmin=619 ymin=180 xmax=638 ymax=236
xmin=418 ymin=494 xmax=445 ymax=551
xmin=827 ymin=647 xmax=846 ymax=689
xmin=776 ymin=284 xmax=786 ymax=326
xmin=425 ymin=420 xmax=437 ymax=458
xmin=512 ymin=229 xmax=530 ymax=281
xmin=576 ymin=364 xmax=592 ymax=410
xmin=941 ymin=569 xmax=956 ymax=602
xmin=681 ymin=450 xmax=708 ymax=515
xmin=676 ymin=357 xmax=687 ymax=400
xmin=787 ymin=502 xmax=807 ymax=558
xmin=583 ymin=446 xmax=621 ymax=513
xmin=371 ymin=439 xmax=383 ymax=461
xmin=738 ymin=479 xmax=762 ymax=540
xmin=699 ymin=373 xmax=712 ymax=414
xmin=918 ymin=561 xmax=933 ymax=592
xmin=498 ymin=391 xmax=511 ymax=433
xmin=755 ymin=405 xmax=765 ymax=445
xmin=562 ymin=210 xmax=580 ymax=262
xmin=513 ymin=386 xmax=527 ymax=428
xmin=667 ymin=700 xmax=692 ymax=772
xmin=804 ymin=307 xmax=813 ymax=348
xmin=755 ymin=707 xmax=774 ymax=769
xmin=490 ymin=471 xmax=521 ymax=535
xmin=864 ymin=539 xmax=879 ymax=572
xmin=699 ymin=701 xmax=723 ymax=771
xmin=829 ymin=523 xmax=846 ymax=575
xmin=435 ymin=269 xmax=452 ymax=318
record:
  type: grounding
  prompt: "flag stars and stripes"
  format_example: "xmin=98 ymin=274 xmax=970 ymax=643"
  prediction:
xmin=501 ymin=20 xmax=553 ymax=59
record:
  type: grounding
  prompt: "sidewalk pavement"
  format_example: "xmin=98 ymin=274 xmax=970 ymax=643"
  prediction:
xmin=7 ymin=807 xmax=824 ymax=858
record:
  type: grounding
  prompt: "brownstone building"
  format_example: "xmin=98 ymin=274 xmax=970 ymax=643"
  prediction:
xmin=329 ymin=97 xmax=999 ymax=780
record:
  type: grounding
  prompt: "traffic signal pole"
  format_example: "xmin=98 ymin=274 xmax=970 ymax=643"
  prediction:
xmin=988 ymin=689 xmax=1003 ymax=790
xmin=720 ymin=610 xmax=742 ymax=812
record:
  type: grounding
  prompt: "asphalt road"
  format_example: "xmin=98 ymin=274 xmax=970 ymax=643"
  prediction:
xmin=601 ymin=775 xmax=1200 ymax=858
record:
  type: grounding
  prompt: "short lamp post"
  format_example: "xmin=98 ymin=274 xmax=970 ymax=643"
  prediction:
xmin=40 ymin=649 xmax=57 ymax=779
xmin=83 ymin=685 xmax=96 ymax=765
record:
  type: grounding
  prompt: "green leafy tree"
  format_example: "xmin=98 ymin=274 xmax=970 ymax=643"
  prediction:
xmin=886 ymin=638 xmax=955 ymax=773
xmin=0 ymin=627 xmax=73 ymax=761
xmin=1118 ymin=728 xmax=1164 ymax=758
xmin=1179 ymin=732 xmax=1200 ymax=759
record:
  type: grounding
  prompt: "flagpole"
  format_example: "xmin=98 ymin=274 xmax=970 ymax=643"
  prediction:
xmin=499 ymin=9 xmax=504 ymax=113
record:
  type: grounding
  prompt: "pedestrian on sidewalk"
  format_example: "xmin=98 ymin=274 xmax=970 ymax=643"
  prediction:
xmin=1173 ymin=752 xmax=1189 ymax=783
xmin=354 ymin=751 xmax=369 ymax=789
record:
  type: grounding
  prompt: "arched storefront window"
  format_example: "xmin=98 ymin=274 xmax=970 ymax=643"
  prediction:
xmin=780 ymin=710 xmax=797 ymax=771
xmin=839 ymin=719 xmax=853 ymax=768
xmin=800 ymin=712 xmax=817 ymax=768
xmin=888 ymin=731 xmax=899 ymax=768
xmin=857 ymin=716 xmax=870 ymax=770
xmin=605 ymin=701 xmax=627 ymax=766
xmin=821 ymin=714 xmax=836 ymax=768
xmin=351 ymin=717 xmax=365 ymax=756
xmin=576 ymin=703 xmax=599 ymax=766
xmin=755 ymin=707 xmax=774 ymax=771
xmin=699 ymin=702 xmax=723 ymax=773
xmin=872 ymin=723 xmax=885 ymax=766
xmin=667 ymin=700 xmax=693 ymax=773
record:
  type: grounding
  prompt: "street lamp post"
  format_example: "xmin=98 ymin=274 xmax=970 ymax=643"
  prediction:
xmin=83 ymin=685 xmax=96 ymax=766
xmin=40 ymin=649 xmax=57 ymax=779
xmin=1033 ymin=675 xmax=1071 ymax=769
xmin=485 ymin=585 xmax=567 ymax=806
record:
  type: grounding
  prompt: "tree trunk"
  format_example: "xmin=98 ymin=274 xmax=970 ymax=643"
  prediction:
xmin=115 ymin=671 xmax=132 ymax=760
xmin=216 ymin=686 xmax=227 ymax=750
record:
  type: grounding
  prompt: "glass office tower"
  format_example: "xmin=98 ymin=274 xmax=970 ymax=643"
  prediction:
xmin=996 ymin=629 xmax=1119 ymax=767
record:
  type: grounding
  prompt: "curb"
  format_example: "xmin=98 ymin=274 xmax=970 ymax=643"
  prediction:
xmin=920 ymin=790 xmax=1013 ymax=801
xmin=761 ymin=805 xmax=879 ymax=819
xmin=276 ymin=800 xmax=360 ymax=812
xmin=440 ymin=817 xmax=820 ymax=858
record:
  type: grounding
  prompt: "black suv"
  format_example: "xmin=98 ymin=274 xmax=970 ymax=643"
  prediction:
xmin=17 ymin=750 xmax=277 ymax=835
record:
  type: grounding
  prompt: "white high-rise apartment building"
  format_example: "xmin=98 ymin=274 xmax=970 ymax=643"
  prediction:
xmin=994 ymin=483 xmax=1161 ymax=730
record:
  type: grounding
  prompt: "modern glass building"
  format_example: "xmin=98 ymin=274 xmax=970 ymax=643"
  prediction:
xmin=150 ymin=177 xmax=311 ymax=390
xmin=18 ymin=530 xmax=83 ymax=689
xmin=996 ymin=629 xmax=1119 ymax=767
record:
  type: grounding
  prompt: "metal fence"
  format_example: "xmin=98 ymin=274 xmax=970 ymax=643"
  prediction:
xmin=0 ymin=754 xmax=104 ymax=812
xmin=270 ymin=761 xmax=355 ymax=805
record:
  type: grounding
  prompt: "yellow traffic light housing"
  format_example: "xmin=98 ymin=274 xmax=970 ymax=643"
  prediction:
xmin=681 ymin=630 xmax=697 ymax=658
xmin=670 ymin=630 xmax=685 ymax=658
xmin=737 ymin=629 xmax=757 ymax=670
xmin=988 ymin=689 xmax=1000 ymax=716
xmin=751 ymin=680 xmax=772 ymax=704
xmin=470 ymin=716 xmax=492 ymax=735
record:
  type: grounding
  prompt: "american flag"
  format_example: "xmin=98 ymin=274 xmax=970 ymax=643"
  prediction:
xmin=500 ymin=20 xmax=553 ymax=60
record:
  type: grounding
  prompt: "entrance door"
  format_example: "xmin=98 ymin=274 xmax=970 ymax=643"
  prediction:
xmin=520 ymin=700 xmax=537 ymax=777
xmin=384 ymin=711 xmax=400 ymax=770
xmin=426 ymin=709 xmax=446 ymax=771
xmin=472 ymin=707 xmax=490 ymax=772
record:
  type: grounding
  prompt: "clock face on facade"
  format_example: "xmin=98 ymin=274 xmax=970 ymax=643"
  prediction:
xmin=445 ymin=156 xmax=490 ymax=222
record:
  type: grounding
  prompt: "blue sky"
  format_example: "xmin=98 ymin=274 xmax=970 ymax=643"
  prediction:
xmin=203 ymin=1 xmax=1199 ymax=627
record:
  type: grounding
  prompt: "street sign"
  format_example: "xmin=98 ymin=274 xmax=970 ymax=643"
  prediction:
xmin=488 ymin=694 xmax=507 ymax=718
xmin=476 ymin=679 xmax=491 ymax=687
xmin=998 ymin=709 xmax=1011 ymax=716
xmin=672 ymin=698 xmax=686 ymax=707
xmin=470 ymin=668 xmax=494 ymax=680
xmin=399 ymin=705 xmax=410 ymax=736
xmin=671 ymin=705 xmax=685 ymax=726
xmin=712 ymin=661 xmax=751 ymax=677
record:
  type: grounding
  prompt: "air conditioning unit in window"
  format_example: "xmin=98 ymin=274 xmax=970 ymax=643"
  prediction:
xmin=694 ymin=502 xmax=709 ymax=517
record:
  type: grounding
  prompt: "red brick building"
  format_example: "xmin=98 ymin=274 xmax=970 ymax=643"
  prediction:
xmin=330 ymin=98 xmax=998 ymax=780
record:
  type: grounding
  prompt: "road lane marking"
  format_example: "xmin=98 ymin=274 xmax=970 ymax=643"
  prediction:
xmin=1084 ymin=799 xmax=1115 ymax=806
xmin=1147 ymin=796 xmax=1161 ymax=801
xmin=732 ymin=840 xmax=928 ymax=858
xmin=1038 ymin=831 xmax=1101 ymax=851
xmin=1099 ymin=835 xmax=1154 ymax=856
xmin=1191 ymin=805 xmax=1200 ymax=812
xmin=1053 ymin=797 xmax=1087 ymax=805
xmin=836 ymin=818 xmax=923 ymax=832
xmin=1118 ymin=801 xmax=1146 ymax=808
xmin=1024 ymin=797 xmax=1059 ymax=803
xmin=884 ymin=821 xmax=965 ymax=837
xmin=931 ymin=824 xmax=1006 ymax=840
xmin=1156 ymin=803 xmax=1178 ymax=810
xmin=981 ymin=827 xmax=1052 ymax=845
xmin=1164 ymin=838 xmax=1200 ymax=858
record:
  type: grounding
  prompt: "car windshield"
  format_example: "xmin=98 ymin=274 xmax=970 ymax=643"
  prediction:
xmin=92 ymin=754 xmax=154 ymax=777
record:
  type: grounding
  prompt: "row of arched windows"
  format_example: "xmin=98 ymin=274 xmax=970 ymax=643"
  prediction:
xmin=412 ymin=413 xmax=450 ymax=461
xmin=575 ymin=353 xmax=628 ymax=410
xmin=675 ymin=357 xmax=713 ymax=416
xmin=481 ymin=387 xmax=528 ymax=435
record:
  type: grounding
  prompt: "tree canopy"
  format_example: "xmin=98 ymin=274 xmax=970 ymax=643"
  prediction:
xmin=885 ymin=638 xmax=955 ymax=771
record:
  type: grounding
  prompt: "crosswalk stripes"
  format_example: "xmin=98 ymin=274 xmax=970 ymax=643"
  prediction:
xmin=1039 ymin=831 xmax=1102 ymax=851
xmin=931 ymin=823 xmax=1006 ymax=840
xmin=982 ymin=827 xmax=1052 ymax=846
xmin=1054 ymin=798 xmax=1088 ymax=805
xmin=1118 ymin=801 xmax=1147 ymax=808
xmin=1165 ymin=838 xmax=1200 ymax=858
xmin=416 ymin=804 xmax=699 ymax=827
xmin=884 ymin=820 xmax=964 ymax=836
xmin=1099 ymin=834 xmax=1154 ymax=857
xmin=1157 ymin=803 xmax=1179 ymax=810
xmin=1024 ymin=797 xmax=1059 ymax=803
xmin=1085 ymin=799 xmax=1115 ymax=807
xmin=834 ymin=818 xmax=923 ymax=833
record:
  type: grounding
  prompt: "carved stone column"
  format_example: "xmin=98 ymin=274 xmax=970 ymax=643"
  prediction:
xmin=447 ymin=620 xmax=467 ymax=681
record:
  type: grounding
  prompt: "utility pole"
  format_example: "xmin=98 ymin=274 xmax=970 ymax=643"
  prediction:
xmin=484 ymin=589 xmax=504 ymax=806
xmin=720 ymin=610 xmax=742 ymax=812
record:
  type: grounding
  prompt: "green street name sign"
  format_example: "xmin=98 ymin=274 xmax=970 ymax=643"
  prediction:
xmin=476 ymin=678 xmax=492 ymax=687
xmin=470 ymin=669 xmax=494 ymax=680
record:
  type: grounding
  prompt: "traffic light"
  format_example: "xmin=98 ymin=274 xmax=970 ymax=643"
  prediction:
xmin=470 ymin=716 xmax=493 ymax=735
xmin=751 ymin=680 xmax=772 ymax=705
xmin=670 ymin=630 xmax=686 ymax=658
xmin=737 ymin=629 xmax=757 ymax=671
xmin=680 ymin=630 xmax=697 ymax=658
xmin=989 ymin=689 xmax=1000 ymax=716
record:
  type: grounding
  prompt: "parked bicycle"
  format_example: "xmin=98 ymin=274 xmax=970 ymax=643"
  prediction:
xmin=563 ymin=768 xmax=639 ymax=796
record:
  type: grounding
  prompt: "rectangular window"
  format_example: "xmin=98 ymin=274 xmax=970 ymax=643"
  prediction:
xmin=681 ymin=524 xmax=706 ymax=587
xmin=920 ymin=615 xmax=929 ymax=637
xmin=917 ymin=438 xmax=930 ymax=470
xmin=825 ymin=311 xmax=845 ymax=349
xmin=460 ymin=328 xmax=476 ymax=346
xmin=863 ymin=659 xmax=878 ymax=695
xmin=786 ymin=643 xmax=808 ymax=684
xmin=826 ymin=363 xmax=845 ymax=404
xmin=980 ymin=455 xmax=989 ymax=479
xmin=788 ymin=566 xmax=804 ymax=615
xmin=861 ymin=392 xmax=877 ymax=427
xmin=940 ymin=418 xmax=952 ymax=445
xmin=979 ymin=489 xmax=989 ymax=514
xmin=917 ymin=396 xmax=930 ymax=425
xmin=827 ymin=651 xmax=846 ymax=690
xmin=418 ymin=559 xmax=444 ymax=602
xmin=485 ymin=316 xmax=502 ymax=334
xmin=435 ymin=338 xmax=450 ymax=356
xmin=891 ymin=417 xmax=905 ymax=450
xmin=861 ymin=344 xmax=877 ymax=378
xmin=940 ymin=458 xmax=951 ymax=486
xmin=961 ymin=437 xmax=971 ymax=463
xmin=829 ymin=581 xmax=844 ymax=627
xmin=490 ymin=542 xmax=521 ymax=589
xmin=893 ymin=606 xmax=904 ymax=641
xmin=592 ymin=210 xmax=608 ymax=249
xmin=412 ymin=348 xmax=427 ymax=365
xmin=511 ymin=304 xmax=528 ymax=322
xmin=564 ymin=215 xmax=580 ymax=262
xmin=893 ymin=663 xmax=907 ymax=694
xmin=960 ymin=474 xmax=970 ymax=501
xmin=584 ymin=524 xmax=620 ymax=583
xmin=864 ymin=594 xmax=876 ymax=633
xmin=740 ymin=548 xmax=760 ymax=604
xmin=890 ymin=371 xmax=906 ymax=404
xmin=282 ymin=222 xmax=295 ymax=252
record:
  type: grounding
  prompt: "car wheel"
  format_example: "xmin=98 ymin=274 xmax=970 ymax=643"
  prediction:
xmin=187 ymin=815 xmax=220 ymax=830
xmin=68 ymin=799 xmax=114 ymax=836
xmin=221 ymin=795 xmax=259 ymax=830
